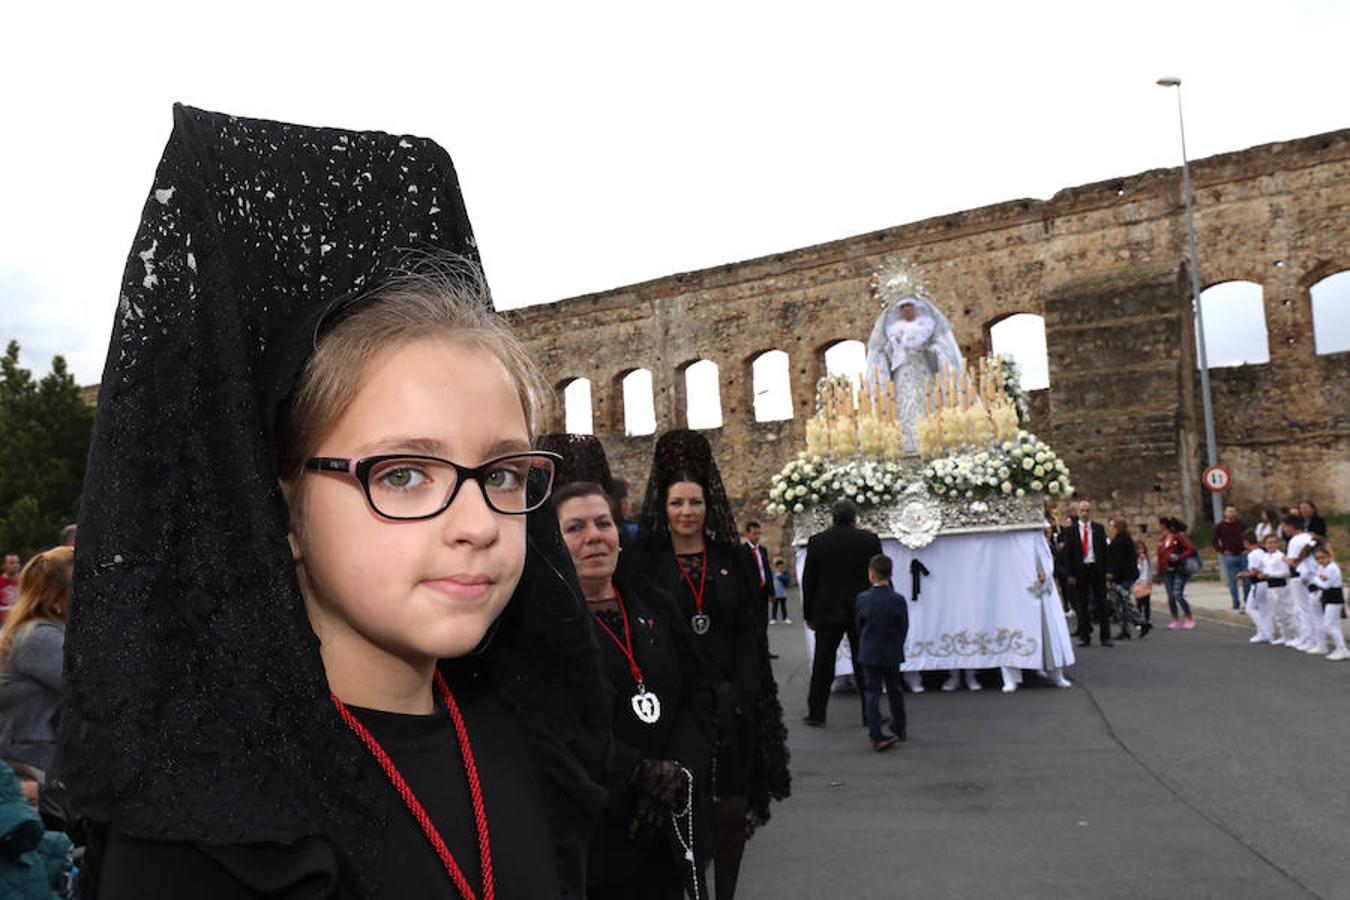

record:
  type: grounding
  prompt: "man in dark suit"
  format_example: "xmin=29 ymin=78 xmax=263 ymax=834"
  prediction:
xmin=802 ymin=499 xmax=883 ymax=725
xmin=741 ymin=521 xmax=773 ymax=627
xmin=741 ymin=520 xmax=778 ymax=658
xmin=855 ymin=553 xmax=909 ymax=751
xmin=1065 ymin=499 xmax=1112 ymax=647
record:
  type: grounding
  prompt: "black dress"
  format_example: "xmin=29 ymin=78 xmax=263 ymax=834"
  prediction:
xmin=96 ymin=679 xmax=562 ymax=899
xmin=646 ymin=542 xmax=759 ymax=798
xmin=587 ymin=571 xmax=717 ymax=898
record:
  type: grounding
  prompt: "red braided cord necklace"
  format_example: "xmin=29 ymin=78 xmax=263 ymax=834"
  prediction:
xmin=331 ymin=671 xmax=495 ymax=900
xmin=591 ymin=585 xmax=645 ymax=687
xmin=677 ymin=547 xmax=708 ymax=615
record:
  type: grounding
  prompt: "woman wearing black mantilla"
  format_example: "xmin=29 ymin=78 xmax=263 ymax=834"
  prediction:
xmin=542 ymin=433 xmax=719 ymax=899
xmin=637 ymin=429 xmax=790 ymax=900
xmin=55 ymin=106 xmax=609 ymax=899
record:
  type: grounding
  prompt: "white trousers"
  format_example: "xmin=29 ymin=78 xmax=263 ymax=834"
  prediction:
xmin=1270 ymin=585 xmax=1297 ymax=642
xmin=1292 ymin=581 xmax=1320 ymax=644
xmin=1247 ymin=583 xmax=1274 ymax=640
xmin=1317 ymin=603 xmax=1347 ymax=653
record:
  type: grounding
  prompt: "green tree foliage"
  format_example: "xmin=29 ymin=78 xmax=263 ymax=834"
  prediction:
xmin=0 ymin=341 xmax=95 ymax=559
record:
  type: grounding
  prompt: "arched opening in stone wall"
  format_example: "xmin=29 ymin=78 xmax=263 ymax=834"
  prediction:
xmin=684 ymin=359 xmax=724 ymax=430
xmin=620 ymin=368 xmax=657 ymax=436
xmin=1197 ymin=280 xmax=1269 ymax=367
xmin=988 ymin=313 xmax=1050 ymax=390
xmin=823 ymin=339 xmax=866 ymax=404
xmin=1310 ymin=270 xmax=1350 ymax=355
xmin=751 ymin=350 xmax=793 ymax=422
xmin=562 ymin=377 xmax=594 ymax=435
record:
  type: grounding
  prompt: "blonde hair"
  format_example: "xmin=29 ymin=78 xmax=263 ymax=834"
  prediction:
xmin=277 ymin=256 xmax=545 ymax=481
xmin=0 ymin=546 xmax=73 ymax=662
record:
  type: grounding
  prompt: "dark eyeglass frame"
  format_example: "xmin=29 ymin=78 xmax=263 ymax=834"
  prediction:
xmin=303 ymin=450 xmax=562 ymax=520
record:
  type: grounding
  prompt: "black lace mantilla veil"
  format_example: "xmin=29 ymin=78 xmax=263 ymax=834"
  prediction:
xmin=637 ymin=429 xmax=740 ymax=547
xmin=637 ymin=429 xmax=790 ymax=834
xmin=55 ymin=105 xmax=608 ymax=895
xmin=536 ymin=433 xmax=617 ymax=496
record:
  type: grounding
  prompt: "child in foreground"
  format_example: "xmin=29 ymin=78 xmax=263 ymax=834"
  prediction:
xmin=854 ymin=554 xmax=909 ymax=752
xmin=1310 ymin=546 xmax=1346 ymax=660
xmin=57 ymin=105 xmax=607 ymax=899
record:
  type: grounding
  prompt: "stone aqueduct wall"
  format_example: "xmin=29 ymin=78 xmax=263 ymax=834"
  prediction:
xmin=505 ymin=130 xmax=1350 ymax=549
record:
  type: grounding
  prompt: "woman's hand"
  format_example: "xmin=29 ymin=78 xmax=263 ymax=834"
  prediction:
xmin=628 ymin=759 xmax=691 ymax=839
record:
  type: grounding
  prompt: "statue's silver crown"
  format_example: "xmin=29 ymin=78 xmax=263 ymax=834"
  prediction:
xmin=870 ymin=256 xmax=928 ymax=307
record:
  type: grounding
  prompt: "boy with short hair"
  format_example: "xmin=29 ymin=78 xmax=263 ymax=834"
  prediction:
xmin=1259 ymin=533 xmax=1296 ymax=646
xmin=1239 ymin=531 xmax=1274 ymax=644
xmin=854 ymin=554 xmax=909 ymax=752
xmin=1283 ymin=515 xmax=1321 ymax=652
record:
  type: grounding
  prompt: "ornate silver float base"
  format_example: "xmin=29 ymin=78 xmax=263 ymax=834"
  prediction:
xmin=791 ymin=487 xmax=1046 ymax=546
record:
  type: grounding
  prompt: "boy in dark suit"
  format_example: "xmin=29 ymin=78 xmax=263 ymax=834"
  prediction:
xmin=855 ymin=554 xmax=909 ymax=752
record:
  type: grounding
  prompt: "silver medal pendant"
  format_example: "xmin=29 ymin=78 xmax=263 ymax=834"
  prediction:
xmin=631 ymin=685 xmax=662 ymax=725
xmin=691 ymin=613 xmax=711 ymax=635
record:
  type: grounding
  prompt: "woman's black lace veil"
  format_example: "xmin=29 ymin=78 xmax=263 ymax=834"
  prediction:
xmin=56 ymin=104 xmax=606 ymax=895
xmin=637 ymin=429 xmax=740 ymax=549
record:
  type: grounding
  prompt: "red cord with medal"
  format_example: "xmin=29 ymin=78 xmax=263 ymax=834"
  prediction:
xmin=592 ymin=586 xmax=663 ymax=725
xmin=679 ymin=549 xmax=711 ymax=635
xmin=332 ymin=671 xmax=495 ymax=900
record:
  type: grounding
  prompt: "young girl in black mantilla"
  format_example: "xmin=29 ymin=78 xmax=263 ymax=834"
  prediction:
xmin=57 ymin=106 xmax=608 ymax=899
xmin=637 ymin=429 xmax=790 ymax=900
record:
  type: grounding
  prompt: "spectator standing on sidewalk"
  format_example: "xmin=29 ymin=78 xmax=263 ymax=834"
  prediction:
xmin=1157 ymin=516 xmax=1198 ymax=630
xmin=770 ymin=558 xmax=791 ymax=625
xmin=1299 ymin=500 xmax=1327 ymax=538
xmin=1254 ymin=508 xmax=1280 ymax=545
xmin=1214 ymin=505 xmax=1249 ymax=611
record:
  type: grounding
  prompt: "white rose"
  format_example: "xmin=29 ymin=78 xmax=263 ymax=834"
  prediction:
xmin=1034 ymin=466 xmax=1045 ymax=477
xmin=1031 ymin=480 xmax=1044 ymax=491
xmin=793 ymin=503 xmax=804 ymax=514
xmin=1016 ymin=488 xmax=1026 ymax=497
xmin=1022 ymin=458 xmax=1034 ymax=470
xmin=1001 ymin=481 xmax=1012 ymax=494
xmin=811 ymin=494 xmax=820 ymax=503
xmin=1048 ymin=481 xmax=1060 ymax=494
xmin=935 ymin=484 xmax=947 ymax=495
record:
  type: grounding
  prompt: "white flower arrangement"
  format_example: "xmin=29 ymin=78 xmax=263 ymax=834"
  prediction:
xmin=764 ymin=453 xmax=905 ymax=517
xmin=765 ymin=432 xmax=1073 ymax=517
xmin=919 ymin=430 xmax=1073 ymax=500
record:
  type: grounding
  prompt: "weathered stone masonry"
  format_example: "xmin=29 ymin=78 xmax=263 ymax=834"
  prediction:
xmin=506 ymin=130 xmax=1350 ymax=550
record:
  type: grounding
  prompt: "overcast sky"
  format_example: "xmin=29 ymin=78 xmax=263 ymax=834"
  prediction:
xmin=3 ymin=1 xmax=1347 ymax=388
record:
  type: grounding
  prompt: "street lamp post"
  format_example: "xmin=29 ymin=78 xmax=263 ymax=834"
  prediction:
xmin=1157 ymin=76 xmax=1223 ymax=524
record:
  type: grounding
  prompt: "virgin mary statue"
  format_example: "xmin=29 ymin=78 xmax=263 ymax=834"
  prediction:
xmin=863 ymin=262 xmax=964 ymax=455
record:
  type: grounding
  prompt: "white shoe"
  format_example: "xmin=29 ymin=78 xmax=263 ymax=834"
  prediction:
xmin=1249 ymin=635 xmax=1270 ymax=644
xmin=783 ymin=618 xmax=792 ymax=624
xmin=769 ymin=619 xmax=778 ymax=625
xmin=1327 ymin=649 xmax=1350 ymax=661
xmin=941 ymin=674 xmax=959 ymax=692
xmin=1297 ymin=641 xmax=1317 ymax=652
xmin=1054 ymin=676 xmax=1072 ymax=688
xmin=965 ymin=675 xmax=982 ymax=692
xmin=1002 ymin=683 xmax=1017 ymax=694
xmin=1306 ymin=645 xmax=1328 ymax=655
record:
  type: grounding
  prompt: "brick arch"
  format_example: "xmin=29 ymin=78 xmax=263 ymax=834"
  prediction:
xmin=612 ymin=366 xmax=658 ymax=436
xmin=1195 ymin=280 xmax=1270 ymax=368
xmin=746 ymin=348 xmax=794 ymax=423
xmin=1298 ymin=258 xmax=1350 ymax=294
xmin=1307 ymin=267 xmax=1350 ymax=356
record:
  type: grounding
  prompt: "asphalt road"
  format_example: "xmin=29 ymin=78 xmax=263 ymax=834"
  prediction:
xmin=739 ymin=605 xmax=1350 ymax=900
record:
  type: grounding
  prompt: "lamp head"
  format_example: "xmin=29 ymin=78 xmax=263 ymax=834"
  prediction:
xmin=1156 ymin=76 xmax=1182 ymax=88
